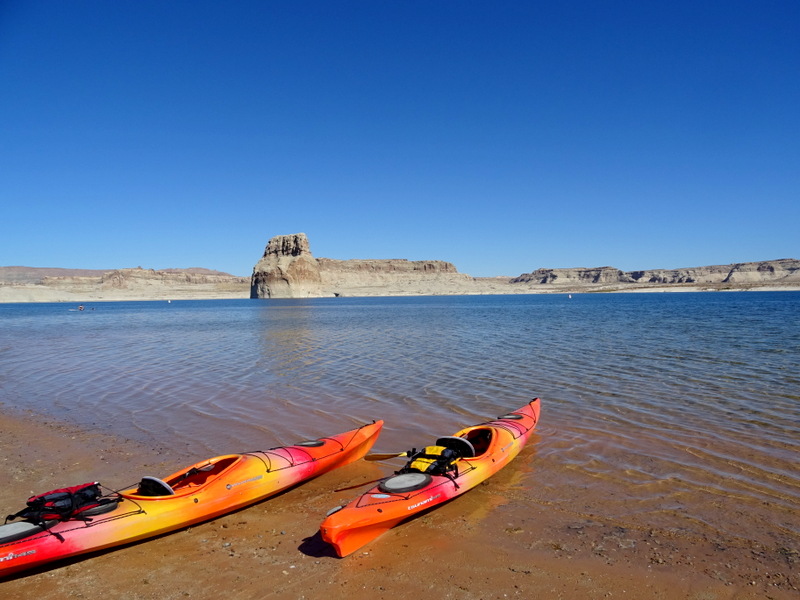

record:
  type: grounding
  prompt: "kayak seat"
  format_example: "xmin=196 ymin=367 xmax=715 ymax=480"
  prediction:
xmin=435 ymin=436 xmax=475 ymax=458
xmin=136 ymin=476 xmax=175 ymax=497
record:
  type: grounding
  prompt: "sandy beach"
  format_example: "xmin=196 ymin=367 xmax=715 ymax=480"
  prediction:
xmin=1 ymin=409 xmax=796 ymax=600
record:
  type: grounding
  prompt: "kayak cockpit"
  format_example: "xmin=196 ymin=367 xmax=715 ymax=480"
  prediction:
xmin=165 ymin=456 xmax=241 ymax=491
xmin=452 ymin=427 xmax=494 ymax=458
xmin=122 ymin=455 xmax=244 ymax=498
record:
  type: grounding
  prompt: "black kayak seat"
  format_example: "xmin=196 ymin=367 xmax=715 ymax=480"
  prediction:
xmin=137 ymin=476 xmax=175 ymax=496
xmin=435 ymin=436 xmax=475 ymax=458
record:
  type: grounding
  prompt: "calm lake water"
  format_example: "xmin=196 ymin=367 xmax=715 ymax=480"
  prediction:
xmin=1 ymin=293 xmax=798 ymax=552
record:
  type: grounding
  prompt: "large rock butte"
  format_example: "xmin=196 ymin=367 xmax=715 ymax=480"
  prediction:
xmin=250 ymin=233 xmax=471 ymax=298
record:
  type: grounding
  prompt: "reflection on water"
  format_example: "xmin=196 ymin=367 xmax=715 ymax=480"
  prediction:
xmin=1 ymin=293 xmax=798 ymax=550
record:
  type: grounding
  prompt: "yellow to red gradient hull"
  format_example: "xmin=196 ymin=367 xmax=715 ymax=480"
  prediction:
xmin=320 ymin=400 xmax=540 ymax=557
xmin=1 ymin=420 xmax=382 ymax=577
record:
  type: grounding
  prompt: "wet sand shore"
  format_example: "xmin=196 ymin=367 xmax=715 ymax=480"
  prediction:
xmin=1 ymin=410 xmax=797 ymax=599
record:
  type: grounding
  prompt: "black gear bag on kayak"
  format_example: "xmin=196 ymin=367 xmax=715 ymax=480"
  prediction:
xmin=5 ymin=482 xmax=104 ymax=527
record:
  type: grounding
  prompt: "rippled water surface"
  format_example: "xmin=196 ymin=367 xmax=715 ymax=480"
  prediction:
xmin=1 ymin=293 xmax=798 ymax=549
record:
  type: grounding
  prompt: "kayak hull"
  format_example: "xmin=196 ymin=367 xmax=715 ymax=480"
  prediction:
xmin=0 ymin=420 xmax=382 ymax=577
xmin=320 ymin=399 xmax=540 ymax=557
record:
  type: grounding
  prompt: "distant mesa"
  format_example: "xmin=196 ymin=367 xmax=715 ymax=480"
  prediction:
xmin=510 ymin=259 xmax=800 ymax=287
xmin=251 ymin=233 xmax=800 ymax=298
xmin=0 ymin=266 xmax=249 ymax=303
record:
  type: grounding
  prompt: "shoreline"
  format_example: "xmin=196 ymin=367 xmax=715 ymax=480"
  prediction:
xmin=0 ymin=285 xmax=250 ymax=304
xmin=2 ymin=407 xmax=796 ymax=598
xmin=4 ymin=258 xmax=798 ymax=302
xmin=2 ymin=283 xmax=799 ymax=304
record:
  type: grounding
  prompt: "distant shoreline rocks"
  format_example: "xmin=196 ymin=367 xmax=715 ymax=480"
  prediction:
xmin=0 ymin=266 xmax=249 ymax=303
xmin=250 ymin=233 xmax=800 ymax=298
xmin=1 ymin=238 xmax=798 ymax=303
xmin=510 ymin=258 xmax=800 ymax=288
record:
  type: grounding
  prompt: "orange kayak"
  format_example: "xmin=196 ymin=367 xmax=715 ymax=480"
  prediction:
xmin=320 ymin=399 xmax=540 ymax=557
xmin=0 ymin=420 xmax=382 ymax=577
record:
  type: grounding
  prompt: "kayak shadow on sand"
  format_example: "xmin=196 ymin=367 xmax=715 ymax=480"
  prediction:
xmin=298 ymin=531 xmax=339 ymax=558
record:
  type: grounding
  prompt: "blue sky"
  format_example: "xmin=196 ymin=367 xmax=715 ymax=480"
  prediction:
xmin=2 ymin=1 xmax=798 ymax=277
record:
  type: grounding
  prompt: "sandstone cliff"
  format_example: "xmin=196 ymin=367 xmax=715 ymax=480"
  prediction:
xmin=4 ymin=244 xmax=797 ymax=304
xmin=249 ymin=234 xmax=323 ymax=298
xmin=510 ymin=259 xmax=800 ymax=289
xmin=250 ymin=233 xmax=472 ymax=298
xmin=251 ymin=234 xmax=800 ymax=298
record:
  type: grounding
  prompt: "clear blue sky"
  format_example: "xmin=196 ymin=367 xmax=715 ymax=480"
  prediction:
xmin=2 ymin=1 xmax=798 ymax=277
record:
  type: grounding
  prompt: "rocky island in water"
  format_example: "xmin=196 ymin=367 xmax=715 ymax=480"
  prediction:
xmin=1 ymin=232 xmax=798 ymax=302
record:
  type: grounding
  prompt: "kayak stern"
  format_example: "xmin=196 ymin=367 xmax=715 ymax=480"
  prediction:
xmin=321 ymin=511 xmax=405 ymax=557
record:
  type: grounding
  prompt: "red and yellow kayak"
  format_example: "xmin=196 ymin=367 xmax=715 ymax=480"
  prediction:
xmin=320 ymin=400 xmax=540 ymax=557
xmin=0 ymin=420 xmax=382 ymax=577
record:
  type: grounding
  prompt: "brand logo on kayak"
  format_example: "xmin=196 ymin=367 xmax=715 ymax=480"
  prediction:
xmin=226 ymin=475 xmax=263 ymax=490
xmin=408 ymin=494 xmax=441 ymax=511
xmin=0 ymin=549 xmax=36 ymax=562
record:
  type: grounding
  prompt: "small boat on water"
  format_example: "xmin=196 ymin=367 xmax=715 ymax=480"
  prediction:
xmin=0 ymin=420 xmax=383 ymax=577
xmin=320 ymin=399 xmax=540 ymax=557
